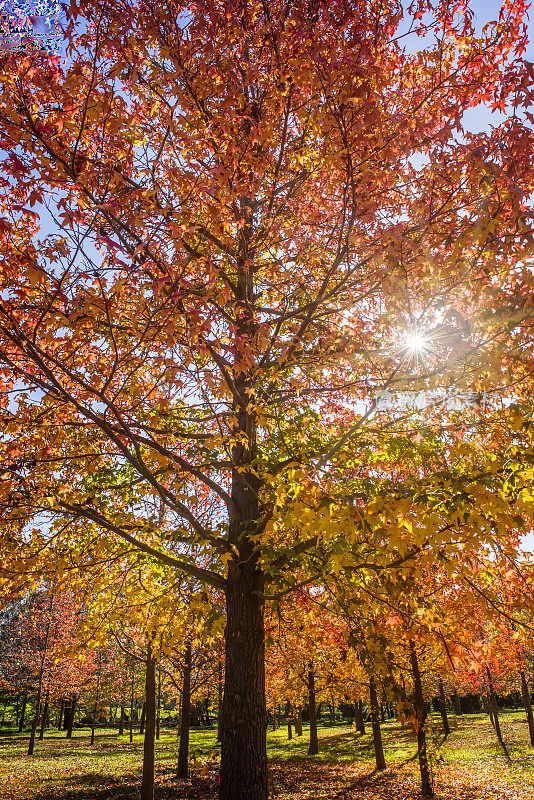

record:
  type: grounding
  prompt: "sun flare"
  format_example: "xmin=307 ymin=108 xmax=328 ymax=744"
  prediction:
xmin=405 ymin=332 xmax=428 ymax=353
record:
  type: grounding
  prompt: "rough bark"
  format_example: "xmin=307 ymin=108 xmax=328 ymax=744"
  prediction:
xmin=409 ymin=642 xmax=433 ymax=798
xmin=177 ymin=640 xmax=192 ymax=779
xmin=308 ymin=662 xmax=319 ymax=756
xmin=219 ymin=221 xmax=268 ymax=800
xmin=369 ymin=675 xmax=386 ymax=771
xmin=39 ymin=690 xmax=49 ymax=740
xmin=520 ymin=670 xmax=534 ymax=746
xmin=141 ymin=640 xmax=157 ymax=800
xmin=438 ymin=678 xmax=450 ymax=736
xmin=220 ymin=561 xmax=267 ymax=800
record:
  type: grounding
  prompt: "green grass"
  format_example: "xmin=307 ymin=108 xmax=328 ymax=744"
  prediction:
xmin=0 ymin=710 xmax=533 ymax=799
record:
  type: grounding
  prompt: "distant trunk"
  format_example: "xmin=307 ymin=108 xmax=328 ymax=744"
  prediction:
xmin=329 ymin=696 xmax=335 ymax=725
xmin=156 ymin=668 xmax=161 ymax=740
xmin=452 ymin=691 xmax=462 ymax=716
xmin=140 ymin=701 xmax=146 ymax=735
xmin=409 ymin=642 xmax=433 ymax=798
xmin=308 ymin=662 xmax=319 ymax=755
xmin=91 ymin=665 xmax=101 ymax=747
xmin=369 ymin=675 xmax=386 ymax=771
xmin=520 ymin=670 xmax=534 ymax=747
xmin=66 ymin=695 xmax=76 ymax=739
xmin=205 ymin=695 xmax=211 ymax=726
xmin=119 ymin=705 xmax=125 ymax=736
xmin=141 ymin=640 xmax=157 ymax=800
xmin=39 ymin=690 xmax=50 ymax=740
xmin=295 ymin=707 xmax=303 ymax=736
xmin=285 ymin=700 xmax=292 ymax=740
xmin=355 ymin=699 xmax=365 ymax=735
xmin=130 ymin=664 xmax=135 ymax=743
xmin=28 ymin=688 xmax=43 ymax=756
xmin=438 ymin=678 xmax=450 ymax=736
xmin=18 ymin=693 xmax=27 ymax=732
xmin=217 ymin=654 xmax=223 ymax=742
xmin=177 ymin=640 xmax=192 ymax=779
xmin=486 ymin=667 xmax=502 ymax=744
xmin=57 ymin=698 xmax=64 ymax=731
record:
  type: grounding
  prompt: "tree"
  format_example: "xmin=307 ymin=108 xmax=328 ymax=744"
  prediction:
xmin=0 ymin=2 xmax=532 ymax=798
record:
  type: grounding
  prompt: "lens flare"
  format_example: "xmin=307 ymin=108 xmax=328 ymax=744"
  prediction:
xmin=405 ymin=332 xmax=428 ymax=353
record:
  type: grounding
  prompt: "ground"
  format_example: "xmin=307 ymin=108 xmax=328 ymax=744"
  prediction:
xmin=0 ymin=711 xmax=533 ymax=799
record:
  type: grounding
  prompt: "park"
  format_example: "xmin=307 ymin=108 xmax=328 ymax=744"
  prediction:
xmin=1 ymin=0 xmax=534 ymax=798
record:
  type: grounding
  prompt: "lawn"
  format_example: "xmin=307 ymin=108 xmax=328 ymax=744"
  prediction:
xmin=0 ymin=711 xmax=533 ymax=799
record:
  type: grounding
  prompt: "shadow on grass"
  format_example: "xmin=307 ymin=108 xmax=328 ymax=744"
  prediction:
xmin=36 ymin=768 xmax=221 ymax=800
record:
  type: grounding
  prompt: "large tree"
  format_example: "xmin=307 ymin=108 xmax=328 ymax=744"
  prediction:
xmin=0 ymin=2 xmax=533 ymax=798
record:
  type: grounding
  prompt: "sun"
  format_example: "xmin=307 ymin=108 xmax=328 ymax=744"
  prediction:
xmin=405 ymin=332 xmax=428 ymax=353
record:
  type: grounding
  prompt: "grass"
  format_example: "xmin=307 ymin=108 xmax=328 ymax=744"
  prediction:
xmin=0 ymin=710 xmax=533 ymax=799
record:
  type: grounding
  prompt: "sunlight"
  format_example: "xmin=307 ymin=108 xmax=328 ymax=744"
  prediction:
xmin=405 ymin=331 xmax=429 ymax=353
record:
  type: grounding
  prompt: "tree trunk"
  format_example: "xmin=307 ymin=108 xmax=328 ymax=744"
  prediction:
xmin=330 ymin=696 xmax=335 ymax=725
xmin=295 ymin=707 xmax=303 ymax=736
xmin=285 ymin=700 xmax=292 ymax=740
xmin=57 ymin=698 xmax=64 ymax=731
xmin=355 ymin=699 xmax=365 ymax=735
xmin=308 ymin=662 xmax=319 ymax=755
xmin=39 ymin=690 xmax=49 ymax=740
xmin=219 ymin=245 xmax=268 ymax=800
xmin=177 ymin=640 xmax=192 ymax=779
xmin=409 ymin=642 xmax=433 ymax=798
xmin=91 ymin=665 xmax=101 ymax=747
xmin=119 ymin=705 xmax=125 ymax=736
xmin=486 ymin=667 xmax=503 ymax=743
xmin=18 ymin=693 xmax=26 ymax=732
xmin=369 ymin=675 xmax=386 ymax=771
xmin=130 ymin=664 xmax=135 ymax=743
xmin=140 ymin=701 xmax=146 ymax=735
xmin=28 ymin=688 xmax=43 ymax=756
xmin=217 ymin=654 xmax=223 ymax=742
xmin=453 ymin=691 xmax=462 ymax=716
xmin=438 ymin=678 xmax=450 ymax=736
xmin=66 ymin=694 xmax=76 ymax=739
xmin=156 ymin=667 xmax=161 ymax=740
xmin=520 ymin=670 xmax=534 ymax=747
xmin=205 ymin=695 xmax=211 ymax=726
xmin=219 ymin=561 xmax=267 ymax=800
xmin=141 ymin=640 xmax=157 ymax=800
